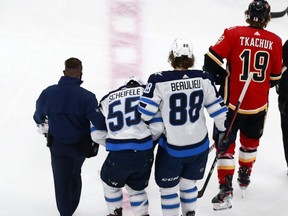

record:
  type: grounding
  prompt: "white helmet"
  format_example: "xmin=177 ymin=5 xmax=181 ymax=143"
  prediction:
xmin=124 ymin=76 xmax=144 ymax=86
xmin=170 ymin=38 xmax=193 ymax=58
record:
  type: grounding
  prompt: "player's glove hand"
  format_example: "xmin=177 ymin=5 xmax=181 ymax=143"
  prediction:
xmin=214 ymin=128 xmax=234 ymax=155
xmin=275 ymin=83 xmax=279 ymax=94
xmin=279 ymin=100 xmax=288 ymax=115
xmin=37 ymin=121 xmax=49 ymax=136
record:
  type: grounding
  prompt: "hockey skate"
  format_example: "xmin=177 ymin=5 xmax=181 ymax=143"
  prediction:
xmin=181 ymin=211 xmax=195 ymax=216
xmin=186 ymin=210 xmax=195 ymax=216
xmin=107 ymin=207 xmax=122 ymax=216
xmin=237 ymin=166 xmax=250 ymax=190
xmin=212 ymin=175 xmax=233 ymax=211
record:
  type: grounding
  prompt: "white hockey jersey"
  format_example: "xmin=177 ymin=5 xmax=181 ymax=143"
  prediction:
xmin=138 ymin=70 xmax=227 ymax=157
xmin=91 ymin=84 xmax=163 ymax=151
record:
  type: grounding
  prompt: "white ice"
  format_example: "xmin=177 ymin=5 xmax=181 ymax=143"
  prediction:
xmin=1 ymin=0 xmax=288 ymax=215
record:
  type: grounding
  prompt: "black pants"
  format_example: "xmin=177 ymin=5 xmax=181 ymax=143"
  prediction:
xmin=50 ymin=141 xmax=86 ymax=216
xmin=101 ymin=149 xmax=154 ymax=191
xmin=280 ymin=112 xmax=288 ymax=168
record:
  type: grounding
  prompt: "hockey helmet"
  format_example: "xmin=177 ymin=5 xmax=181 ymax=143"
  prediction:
xmin=124 ymin=76 xmax=144 ymax=87
xmin=247 ymin=0 xmax=271 ymax=22
xmin=170 ymin=38 xmax=193 ymax=58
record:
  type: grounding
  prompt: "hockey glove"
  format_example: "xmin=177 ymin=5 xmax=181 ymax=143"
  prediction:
xmin=37 ymin=122 xmax=49 ymax=136
xmin=214 ymin=128 xmax=234 ymax=155
xmin=279 ymin=99 xmax=288 ymax=115
xmin=81 ymin=137 xmax=99 ymax=158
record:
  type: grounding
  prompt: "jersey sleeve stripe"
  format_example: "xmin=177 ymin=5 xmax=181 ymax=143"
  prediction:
xmin=207 ymin=49 xmax=223 ymax=66
xmin=148 ymin=117 xmax=163 ymax=123
xmin=90 ymin=125 xmax=97 ymax=132
xmin=138 ymin=106 xmax=156 ymax=117
xmin=140 ymin=97 xmax=159 ymax=107
xmin=205 ymin=97 xmax=223 ymax=108
xmin=270 ymin=73 xmax=282 ymax=80
xmin=209 ymin=106 xmax=228 ymax=118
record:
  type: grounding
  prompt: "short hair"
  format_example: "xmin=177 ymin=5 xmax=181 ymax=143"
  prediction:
xmin=64 ymin=57 xmax=82 ymax=70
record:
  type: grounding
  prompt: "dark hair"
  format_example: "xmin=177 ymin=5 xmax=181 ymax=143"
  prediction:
xmin=168 ymin=51 xmax=195 ymax=69
xmin=245 ymin=10 xmax=271 ymax=28
xmin=63 ymin=57 xmax=83 ymax=79
xmin=65 ymin=57 xmax=82 ymax=70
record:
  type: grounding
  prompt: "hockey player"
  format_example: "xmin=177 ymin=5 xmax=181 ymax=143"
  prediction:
xmin=138 ymin=38 xmax=232 ymax=216
xmin=277 ymin=40 xmax=288 ymax=174
xmin=91 ymin=77 xmax=163 ymax=216
xmin=203 ymin=0 xmax=282 ymax=210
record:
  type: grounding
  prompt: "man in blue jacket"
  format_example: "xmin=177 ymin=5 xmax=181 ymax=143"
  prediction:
xmin=277 ymin=40 xmax=288 ymax=175
xmin=33 ymin=57 xmax=103 ymax=216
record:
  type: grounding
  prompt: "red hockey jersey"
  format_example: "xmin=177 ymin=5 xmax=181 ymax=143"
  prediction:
xmin=207 ymin=26 xmax=282 ymax=114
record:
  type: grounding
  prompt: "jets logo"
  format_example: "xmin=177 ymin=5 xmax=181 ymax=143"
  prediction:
xmin=154 ymin=72 xmax=163 ymax=76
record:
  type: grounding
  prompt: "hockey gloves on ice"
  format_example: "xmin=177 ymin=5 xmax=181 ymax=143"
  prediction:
xmin=214 ymin=127 xmax=234 ymax=155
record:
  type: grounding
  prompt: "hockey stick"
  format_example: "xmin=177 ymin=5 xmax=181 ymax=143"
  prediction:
xmin=271 ymin=7 xmax=288 ymax=18
xmin=197 ymin=72 xmax=253 ymax=198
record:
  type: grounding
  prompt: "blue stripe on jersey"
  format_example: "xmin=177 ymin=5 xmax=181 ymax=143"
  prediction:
xmin=90 ymin=125 xmax=106 ymax=133
xmin=158 ymin=136 xmax=209 ymax=157
xmin=140 ymin=97 xmax=159 ymax=107
xmin=205 ymin=97 xmax=223 ymax=108
xmin=106 ymin=139 xmax=153 ymax=151
xmin=209 ymin=106 xmax=228 ymax=118
xmin=148 ymin=117 xmax=163 ymax=124
xmin=90 ymin=125 xmax=96 ymax=132
xmin=138 ymin=106 xmax=156 ymax=117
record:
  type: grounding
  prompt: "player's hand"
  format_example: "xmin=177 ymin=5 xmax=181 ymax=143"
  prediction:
xmin=37 ymin=122 xmax=49 ymax=135
xmin=215 ymin=128 xmax=234 ymax=155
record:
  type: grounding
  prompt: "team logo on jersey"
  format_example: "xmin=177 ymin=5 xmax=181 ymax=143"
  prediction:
xmin=215 ymin=35 xmax=225 ymax=45
xmin=154 ymin=72 xmax=163 ymax=76
xmin=182 ymin=74 xmax=189 ymax=79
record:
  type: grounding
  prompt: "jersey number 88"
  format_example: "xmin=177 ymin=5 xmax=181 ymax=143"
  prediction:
xmin=169 ymin=90 xmax=203 ymax=126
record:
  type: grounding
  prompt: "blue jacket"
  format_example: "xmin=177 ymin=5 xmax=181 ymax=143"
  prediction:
xmin=33 ymin=76 xmax=103 ymax=144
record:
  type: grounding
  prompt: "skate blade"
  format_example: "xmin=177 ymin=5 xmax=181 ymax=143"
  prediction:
xmin=240 ymin=188 xmax=246 ymax=198
xmin=239 ymin=185 xmax=248 ymax=190
xmin=239 ymin=185 xmax=248 ymax=199
xmin=213 ymin=200 xmax=232 ymax=211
